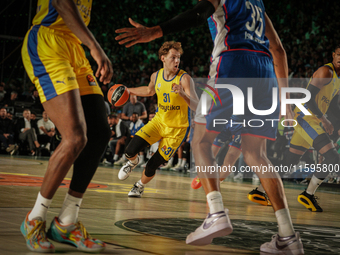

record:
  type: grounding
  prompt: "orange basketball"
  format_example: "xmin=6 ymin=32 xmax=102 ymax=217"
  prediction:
xmin=107 ymin=84 xmax=130 ymax=107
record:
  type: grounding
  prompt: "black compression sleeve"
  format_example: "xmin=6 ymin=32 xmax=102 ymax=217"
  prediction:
xmin=305 ymin=84 xmax=323 ymax=118
xmin=159 ymin=0 xmax=215 ymax=36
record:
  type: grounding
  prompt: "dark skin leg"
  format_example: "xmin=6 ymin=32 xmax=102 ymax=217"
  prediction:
xmin=40 ymin=90 xmax=87 ymax=199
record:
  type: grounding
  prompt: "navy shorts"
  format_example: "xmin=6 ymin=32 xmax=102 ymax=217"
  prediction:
xmin=196 ymin=51 xmax=279 ymax=141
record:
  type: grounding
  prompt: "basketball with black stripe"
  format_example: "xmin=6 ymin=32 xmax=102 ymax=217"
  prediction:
xmin=107 ymin=84 xmax=130 ymax=107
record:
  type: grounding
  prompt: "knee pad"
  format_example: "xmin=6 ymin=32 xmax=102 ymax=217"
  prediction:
xmin=125 ymin=135 xmax=149 ymax=159
xmin=145 ymin=151 xmax=167 ymax=177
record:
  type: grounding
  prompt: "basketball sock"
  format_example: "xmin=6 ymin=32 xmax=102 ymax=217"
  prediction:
xmin=206 ymin=191 xmax=224 ymax=214
xmin=58 ymin=193 xmax=82 ymax=225
xmin=306 ymin=175 xmax=323 ymax=195
xmin=113 ymin=154 xmax=119 ymax=161
xmin=181 ymin=159 xmax=187 ymax=167
xmin=177 ymin=158 xmax=182 ymax=166
xmin=129 ymin=156 xmax=139 ymax=164
xmin=29 ymin=192 xmax=52 ymax=221
xmin=275 ymin=208 xmax=295 ymax=237
xmin=257 ymin=184 xmax=265 ymax=193
xmin=137 ymin=179 xmax=145 ymax=186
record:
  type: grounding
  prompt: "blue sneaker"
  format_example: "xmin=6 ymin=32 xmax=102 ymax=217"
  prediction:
xmin=20 ymin=211 xmax=55 ymax=253
xmin=47 ymin=217 xmax=105 ymax=252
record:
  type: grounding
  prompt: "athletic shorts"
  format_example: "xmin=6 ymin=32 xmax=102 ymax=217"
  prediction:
xmin=290 ymin=115 xmax=326 ymax=150
xmin=136 ymin=118 xmax=189 ymax=161
xmin=213 ymin=123 xmax=242 ymax=150
xmin=21 ymin=25 xmax=103 ymax=103
xmin=195 ymin=51 xmax=279 ymax=140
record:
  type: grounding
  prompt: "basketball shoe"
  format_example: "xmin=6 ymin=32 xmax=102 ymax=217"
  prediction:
xmin=186 ymin=209 xmax=233 ymax=246
xmin=260 ymin=232 xmax=304 ymax=255
xmin=118 ymin=157 xmax=139 ymax=180
xmin=248 ymin=188 xmax=272 ymax=206
xmin=47 ymin=217 xmax=105 ymax=252
xmin=191 ymin=176 xmax=202 ymax=189
xmin=297 ymin=190 xmax=323 ymax=212
xmin=20 ymin=212 xmax=55 ymax=253
xmin=114 ymin=157 xmax=127 ymax=166
xmin=128 ymin=182 xmax=144 ymax=197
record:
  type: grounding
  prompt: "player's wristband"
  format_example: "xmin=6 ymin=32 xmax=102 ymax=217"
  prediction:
xmin=159 ymin=0 xmax=215 ymax=36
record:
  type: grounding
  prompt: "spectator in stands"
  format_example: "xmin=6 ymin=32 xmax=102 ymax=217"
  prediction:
xmin=4 ymin=91 xmax=18 ymax=108
xmin=115 ymin=112 xmax=145 ymax=166
xmin=37 ymin=111 xmax=55 ymax=152
xmin=30 ymin=111 xmax=40 ymax=135
xmin=106 ymin=114 xmax=130 ymax=164
xmin=16 ymin=109 xmax=40 ymax=156
xmin=0 ymin=83 xmax=7 ymax=107
xmin=121 ymin=95 xmax=147 ymax=124
xmin=0 ymin=107 xmax=17 ymax=154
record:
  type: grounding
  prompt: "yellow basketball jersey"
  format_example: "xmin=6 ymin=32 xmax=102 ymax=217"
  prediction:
xmin=32 ymin=0 xmax=92 ymax=42
xmin=153 ymin=69 xmax=190 ymax=128
xmin=295 ymin=63 xmax=340 ymax=117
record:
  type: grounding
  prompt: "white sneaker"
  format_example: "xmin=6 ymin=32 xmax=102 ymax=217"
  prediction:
xmin=233 ymin=173 xmax=243 ymax=180
xmin=186 ymin=209 xmax=233 ymax=246
xmin=260 ymin=232 xmax=304 ymax=255
xmin=160 ymin=161 xmax=173 ymax=170
xmin=141 ymin=162 xmax=147 ymax=168
xmin=128 ymin=182 xmax=144 ymax=197
xmin=171 ymin=165 xmax=183 ymax=171
xmin=114 ymin=157 xmax=127 ymax=166
xmin=118 ymin=158 xmax=139 ymax=180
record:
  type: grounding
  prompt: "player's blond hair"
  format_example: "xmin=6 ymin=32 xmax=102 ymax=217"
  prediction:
xmin=158 ymin=41 xmax=183 ymax=60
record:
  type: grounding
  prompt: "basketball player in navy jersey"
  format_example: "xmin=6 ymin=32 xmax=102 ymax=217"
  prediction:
xmin=115 ymin=1 xmax=304 ymax=254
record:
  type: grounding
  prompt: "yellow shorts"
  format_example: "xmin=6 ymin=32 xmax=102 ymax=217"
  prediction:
xmin=21 ymin=25 xmax=103 ymax=103
xmin=136 ymin=119 xmax=189 ymax=161
xmin=290 ymin=116 xmax=325 ymax=150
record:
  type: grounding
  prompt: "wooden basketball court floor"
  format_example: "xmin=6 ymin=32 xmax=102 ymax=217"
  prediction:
xmin=0 ymin=155 xmax=339 ymax=255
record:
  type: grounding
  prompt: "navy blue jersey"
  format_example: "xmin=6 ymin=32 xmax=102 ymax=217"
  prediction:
xmin=208 ymin=0 xmax=271 ymax=60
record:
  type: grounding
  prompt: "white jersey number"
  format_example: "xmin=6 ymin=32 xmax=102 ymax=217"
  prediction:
xmin=245 ymin=1 xmax=264 ymax=38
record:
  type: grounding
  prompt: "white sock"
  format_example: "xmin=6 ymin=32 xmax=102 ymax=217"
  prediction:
xmin=257 ymin=184 xmax=265 ymax=193
xmin=130 ymin=156 xmax=138 ymax=164
xmin=177 ymin=158 xmax=182 ymax=166
xmin=122 ymin=154 xmax=126 ymax=160
xmin=306 ymin=175 xmax=323 ymax=195
xmin=139 ymin=155 xmax=145 ymax=163
xmin=275 ymin=208 xmax=295 ymax=237
xmin=137 ymin=179 xmax=145 ymax=186
xmin=29 ymin=192 xmax=52 ymax=221
xmin=206 ymin=191 xmax=224 ymax=214
xmin=58 ymin=193 xmax=82 ymax=225
xmin=113 ymin=154 xmax=119 ymax=160
xmin=181 ymin=159 xmax=187 ymax=167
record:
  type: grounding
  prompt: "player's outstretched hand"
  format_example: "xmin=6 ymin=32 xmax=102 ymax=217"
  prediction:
xmin=90 ymin=44 xmax=113 ymax=84
xmin=115 ymin=18 xmax=163 ymax=48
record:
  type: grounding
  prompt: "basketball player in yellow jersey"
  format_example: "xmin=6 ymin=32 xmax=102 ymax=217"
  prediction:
xmin=282 ymin=45 xmax=340 ymax=212
xmin=20 ymin=0 xmax=113 ymax=253
xmin=118 ymin=41 xmax=199 ymax=197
